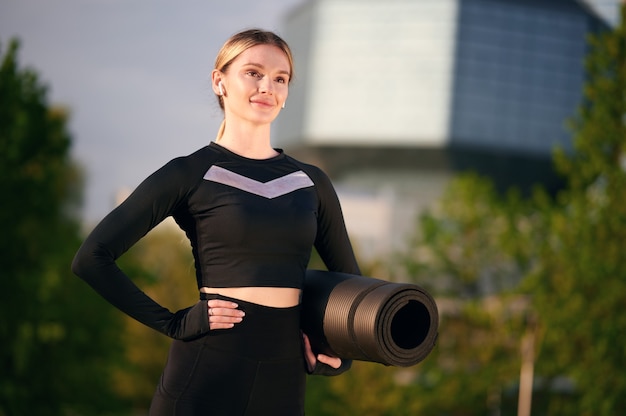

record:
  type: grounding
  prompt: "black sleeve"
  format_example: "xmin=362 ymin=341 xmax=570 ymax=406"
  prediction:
xmin=311 ymin=167 xmax=361 ymax=276
xmin=71 ymin=158 xmax=210 ymax=340
xmin=308 ymin=166 xmax=360 ymax=376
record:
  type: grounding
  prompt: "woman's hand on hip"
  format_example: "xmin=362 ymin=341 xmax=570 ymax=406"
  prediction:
xmin=207 ymin=299 xmax=245 ymax=330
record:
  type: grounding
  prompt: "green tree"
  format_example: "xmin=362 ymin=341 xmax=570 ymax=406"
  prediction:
xmin=395 ymin=7 xmax=626 ymax=415
xmin=393 ymin=175 xmax=535 ymax=415
xmin=522 ymin=6 xmax=626 ymax=414
xmin=0 ymin=39 xmax=127 ymax=415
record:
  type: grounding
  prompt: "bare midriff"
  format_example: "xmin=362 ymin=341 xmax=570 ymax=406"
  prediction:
xmin=199 ymin=286 xmax=301 ymax=308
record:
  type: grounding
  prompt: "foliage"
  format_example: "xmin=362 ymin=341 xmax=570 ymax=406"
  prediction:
xmin=403 ymin=175 xmax=534 ymax=298
xmin=0 ymin=38 xmax=127 ymax=415
xmin=307 ymin=361 xmax=424 ymax=416
xmin=521 ymin=6 xmax=626 ymax=414
xmin=113 ymin=221 xmax=198 ymax=412
xmin=387 ymin=8 xmax=626 ymax=415
xmin=387 ymin=175 xmax=537 ymax=415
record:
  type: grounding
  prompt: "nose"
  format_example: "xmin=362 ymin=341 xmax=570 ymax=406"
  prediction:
xmin=258 ymin=77 xmax=273 ymax=94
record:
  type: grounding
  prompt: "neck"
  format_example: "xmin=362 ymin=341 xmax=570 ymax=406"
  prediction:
xmin=217 ymin=121 xmax=278 ymax=159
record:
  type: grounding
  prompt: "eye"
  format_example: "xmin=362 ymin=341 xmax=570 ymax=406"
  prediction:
xmin=276 ymin=77 xmax=287 ymax=84
xmin=246 ymin=70 xmax=262 ymax=79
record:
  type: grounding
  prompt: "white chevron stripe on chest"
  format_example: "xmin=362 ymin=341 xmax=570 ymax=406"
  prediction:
xmin=203 ymin=165 xmax=314 ymax=199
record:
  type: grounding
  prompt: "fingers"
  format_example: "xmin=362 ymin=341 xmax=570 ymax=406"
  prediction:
xmin=207 ymin=300 xmax=245 ymax=330
xmin=302 ymin=333 xmax=316 ymax=372
xmin=301 ymin=333 xmax=342 ymax=371
xmin=317 ymin=354 xmax=341 ymax=369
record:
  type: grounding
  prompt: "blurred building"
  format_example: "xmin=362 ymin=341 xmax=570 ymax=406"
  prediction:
xmin=274 ymin=0 xmax=613 ymax=260
xmin=583 ymin=0 xmax=623 ymax=26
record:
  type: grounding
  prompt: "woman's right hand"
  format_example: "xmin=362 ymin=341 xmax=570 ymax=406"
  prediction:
xmin=207 ymin=299 xmax=245 ymax=330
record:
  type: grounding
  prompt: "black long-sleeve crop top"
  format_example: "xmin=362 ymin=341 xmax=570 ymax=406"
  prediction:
xmin=72 ymin=142 xmax=360 ymax=342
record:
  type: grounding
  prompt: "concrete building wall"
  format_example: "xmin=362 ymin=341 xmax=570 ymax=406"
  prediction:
xmin=276 ymin=0 xmax=459 ymax=147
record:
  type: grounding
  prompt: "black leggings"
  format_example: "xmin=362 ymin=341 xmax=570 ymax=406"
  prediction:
xmin=149 ymin=295 xmax=307 ymax=416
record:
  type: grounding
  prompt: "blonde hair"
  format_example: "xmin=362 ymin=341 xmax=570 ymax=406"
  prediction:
xmin=214 ymin=28 xmax=294 ymax=141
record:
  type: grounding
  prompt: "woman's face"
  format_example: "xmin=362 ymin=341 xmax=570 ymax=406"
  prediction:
xmin=218 ymin=44 xmax=291 ymax=127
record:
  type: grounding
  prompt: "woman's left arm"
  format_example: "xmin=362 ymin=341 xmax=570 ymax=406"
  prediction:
xmin=304 ymin=166 xmax=361 ymax=375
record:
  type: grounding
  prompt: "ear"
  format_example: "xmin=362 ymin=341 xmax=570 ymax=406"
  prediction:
xmin=211 ymin=70 xmax=224 ymax=96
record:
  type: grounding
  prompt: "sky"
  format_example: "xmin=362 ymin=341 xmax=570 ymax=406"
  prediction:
xmin=1 ymin=0 xmax=620 ymax=225
xmin=0 ymin=0 xmax=305 ymax=224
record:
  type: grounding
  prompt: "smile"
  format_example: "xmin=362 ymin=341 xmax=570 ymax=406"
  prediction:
xmin=250 ymin=100 xmax=275 ymax=108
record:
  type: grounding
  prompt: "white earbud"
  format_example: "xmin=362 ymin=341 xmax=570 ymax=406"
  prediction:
xmin=218 ymin=81 xmax=224 ymax=96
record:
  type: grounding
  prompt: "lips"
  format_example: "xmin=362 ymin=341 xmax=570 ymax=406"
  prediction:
xmin=250 ymin=98 xmax=275 ymax=108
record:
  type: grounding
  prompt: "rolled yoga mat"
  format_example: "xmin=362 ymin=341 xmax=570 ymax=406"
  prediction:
xmin=301 ymin=270 xmax=438 ymax=367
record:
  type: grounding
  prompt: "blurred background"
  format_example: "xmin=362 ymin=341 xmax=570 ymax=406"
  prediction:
xmin=1 ymin=0 xmax=624 ymax=415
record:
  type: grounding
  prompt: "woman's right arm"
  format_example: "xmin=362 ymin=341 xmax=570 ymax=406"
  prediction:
xmin=71 ymin=158 xmax=210 ymax=340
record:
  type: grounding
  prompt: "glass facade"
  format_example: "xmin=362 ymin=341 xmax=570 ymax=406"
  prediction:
xmin=449 ymin=0 xmax=592 ymax=154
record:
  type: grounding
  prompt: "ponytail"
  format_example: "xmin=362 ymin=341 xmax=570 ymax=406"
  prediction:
xmin=215 ymin=119 xmax=226 ymax=142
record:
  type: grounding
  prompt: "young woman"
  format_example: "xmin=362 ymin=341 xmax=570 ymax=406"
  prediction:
xmin=72 ymin=28 xmax=361 ymax=415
